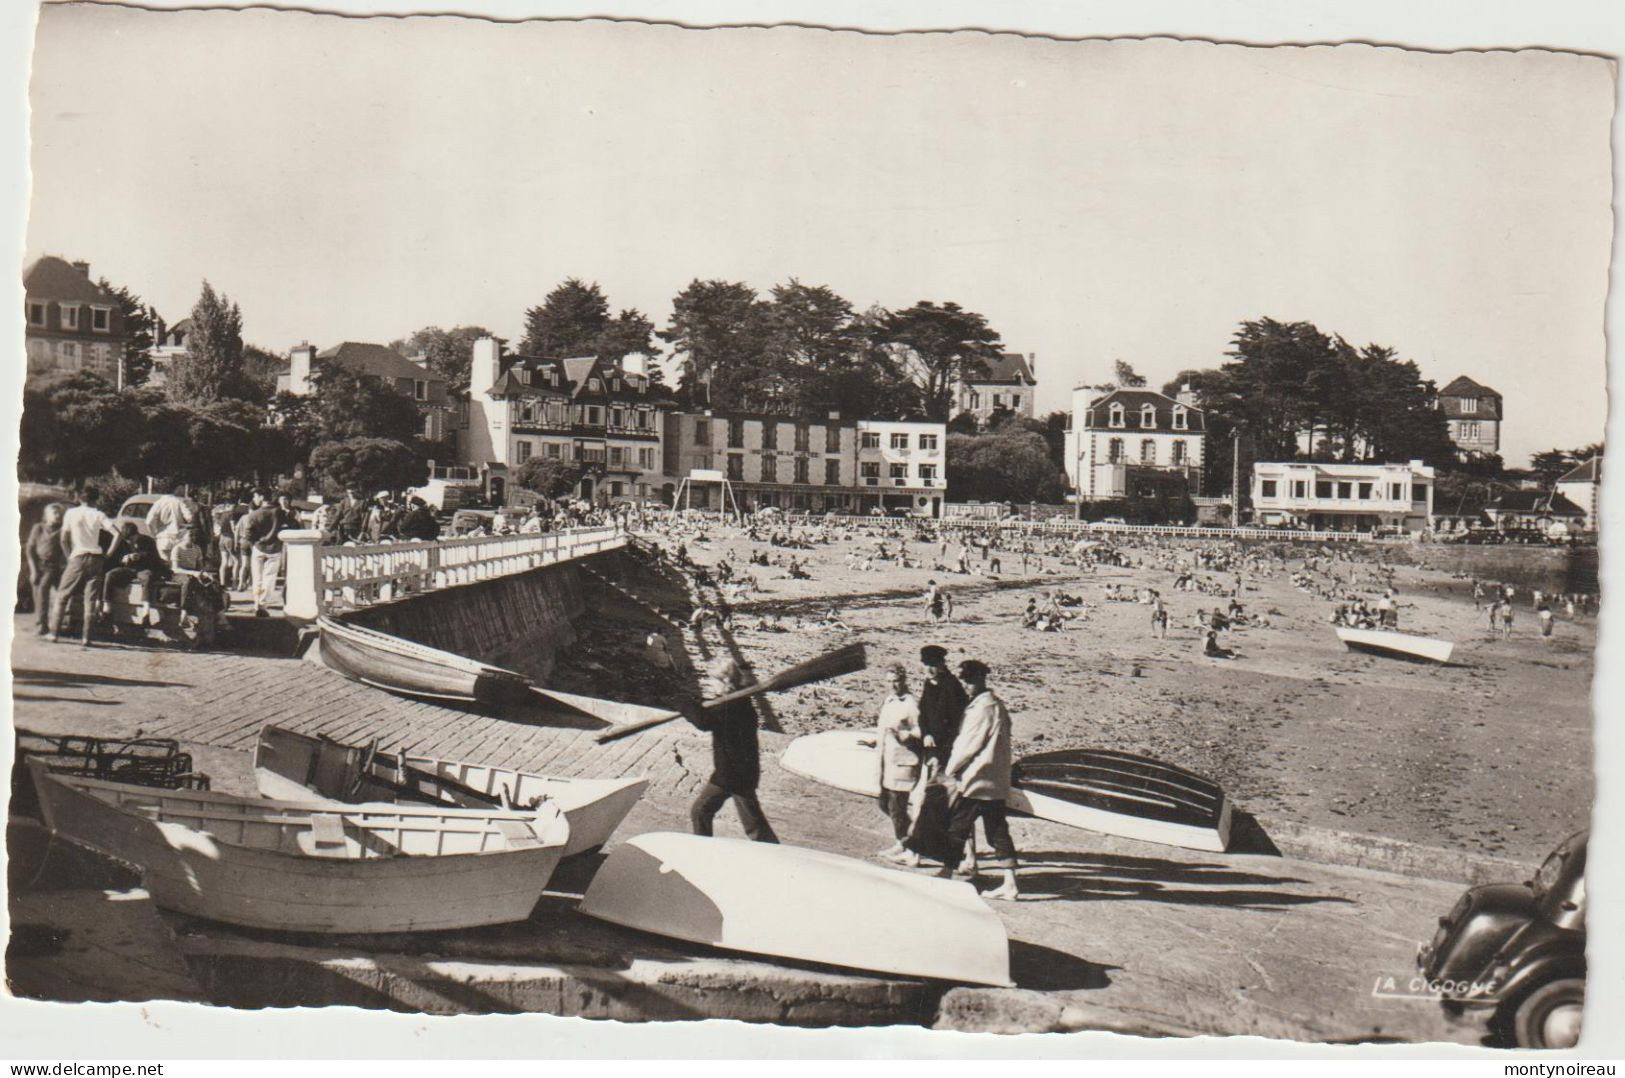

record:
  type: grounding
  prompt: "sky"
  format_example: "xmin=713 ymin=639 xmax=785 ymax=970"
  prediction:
xmin=24 ymin=5 xmax=1615 ymax=466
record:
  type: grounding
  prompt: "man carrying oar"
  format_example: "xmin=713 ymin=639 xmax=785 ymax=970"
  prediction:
xmin=687 ymin=657 xmax=779 ymax=844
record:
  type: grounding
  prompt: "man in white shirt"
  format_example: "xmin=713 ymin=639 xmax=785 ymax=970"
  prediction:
xmin=145 ymin=492 xmax=196 ymax=564
xmin=51 ymin=486 xmax=123 ymax=647
xmin=936 ymin=659 xmax=1020 ymax=901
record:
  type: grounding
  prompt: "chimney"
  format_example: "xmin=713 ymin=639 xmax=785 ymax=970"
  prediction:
xmin=620 ymin=352 xmax=647 ymax=377
xmin=1176 ymin=382 xmax=1199 ymax=407
xmin=1028 ymin=352 xmax=1036 ymax=377
xmin=288 ymin=343 xmax=316 ymax=396
xmin=71 ymin=260 xmax=90 ymax=276
xmin=472 ymin=336 xmax=502 ymax=395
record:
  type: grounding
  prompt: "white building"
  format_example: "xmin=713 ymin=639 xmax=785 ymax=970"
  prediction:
xmin=1251 ymin=460 xmax=1435 ymax=532
xmin=855 ymin=419 xmax=947 ymax=517
xmin=1064 ymin=386 xmax=1206 ymax=500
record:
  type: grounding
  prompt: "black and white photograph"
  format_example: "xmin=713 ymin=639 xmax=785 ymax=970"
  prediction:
xmin=3 ymin=0 xmax=1619 ymax=1062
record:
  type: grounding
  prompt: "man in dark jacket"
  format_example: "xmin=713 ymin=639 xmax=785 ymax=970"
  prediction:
xmin=916 ymin=644 xmax=968 ymax=767
xmin=687 ymin=657 xmax=779 ymax=843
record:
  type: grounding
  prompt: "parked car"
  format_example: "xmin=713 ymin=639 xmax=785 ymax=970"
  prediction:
xmin=115 ymin=493 xmax=164 ymax=537
xmin=1416 ymin=829 xmax=1586 ymax=1049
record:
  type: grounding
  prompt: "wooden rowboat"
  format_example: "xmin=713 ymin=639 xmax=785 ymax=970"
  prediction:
xmin=252 ymin=724 xmax=647 ymax=858
xmin=579 ymin=832 xmax=1012 ymax=987
xmin=28 ymin=759 xmax=571 ymax=934
xmin=314 ymin=616 xmax=533 ymax=706
xmin=780 ymin=730 xmax=1232 ymax=852
xmin=1336 ymin=626 xmax=1454 ymax=664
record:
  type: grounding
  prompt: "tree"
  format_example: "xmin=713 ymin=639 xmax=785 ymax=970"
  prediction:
xmin=308 ymin=437 xmax=425 ymax=493
xmin=661 ymin=279 xmax=772 ymax=408
xmin=20 ymin=371 xmax=147 ymax=481
xmin=391 ymin=325 xmax=495 ymax=397
xmin=1112 ymin=359 xmax=1147 ymax=388
xmin=876 ymin=301 xmax=1004 ymax=421
xmin=519 ymin=278 xmax=610 ymax=358
xmin=1037 ymin=409 xmax=1071 ymax=473
xmin=945 ymin=427 xmax=1068 ymax=504
xmin=594 ymin=309 xmax=658 ymax=367
xmin=95 ymin=279 xmax=154 ymax=388
xmin=513 ymin=456 xmax=599 ymax=499
xmin=1530 ymin=444 xmax=1603 ymax=481
xmin=166 ymin=281 xmax=246 ymax=404
xmin=306 ymin=360 xmax=423 ymax=444
xmin=235 ymin=344 xmax=286 ymax=404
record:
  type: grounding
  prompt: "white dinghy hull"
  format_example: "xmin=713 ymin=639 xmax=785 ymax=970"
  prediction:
xmin=580 ymin=832 xmax=1012 ymax=987
xmin=1336 ymin=627 xmax=1454 ymax=664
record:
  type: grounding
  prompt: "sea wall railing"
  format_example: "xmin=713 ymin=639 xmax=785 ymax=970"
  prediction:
xmin=805 ymin=515 xmax=1377 ymax=543
xmin=279 ymin=524 xmax=626 ymax=620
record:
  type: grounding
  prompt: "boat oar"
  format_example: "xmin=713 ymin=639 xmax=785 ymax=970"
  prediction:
xmin=593 ymin=643 xmax=869 ymax=744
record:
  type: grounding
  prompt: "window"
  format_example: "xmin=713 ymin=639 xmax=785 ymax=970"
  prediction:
xmin=860 ymin=461 xmax=881 ymax=484
xmin=423 ymin=413 xmax=437 ymax=439
xmin=919 ymin=464 xmax=937 ymax=484
xmin=969 ymin=392 xmax=980 ymax=410
xmin=639 ymin=447 xmax=655 ymax=469
xmin=611 ymin=407 xmax=625 ymax=427
xmin=636 ymin=409 xmax=650 ymax=429
xmin=91 ymin=307 xmax=110 ymax=332
xmin=794 ymin=458 xmax=809 ymax=484
xmin=890 ymin=432 xmax=909 ymax=450
xmin=1261 ymin=480 xmax=1278 ymax=498
xmin=795 ymin=424 xmax=810 ymax=452
xmin=1315 ymin=480 xmax=1333 ymax=499
xmin=1390 ymin=482 xmax=1404 ymax=500
xmin=1010 ymin=394 xmax=1022 ymax=411
xmin=1140 ymin=404 xmax=1156 ymax=430
xmin=919 ymin=433 xmax=938 ymax=451
xmin=763 ymin=423 xmax=779 ymax=450
xmin=59 ymin=341 xmax=78 ymax=365
xmin=586 ymin=406 xmax=603 ymax=425
xmin=1337 ymin=482 xmax=1353 ymax=500
xmin=1292 ymin=480 xmax=1307 ymax=499
xmin=61 ymin=306 xmax=79 ymax=330
xmin=1461 ymin=397 xmax=1478 ymax=414
xmin=609 ymin=446 xmax=626 ymax=466
xmin=1140 ymin=439 xmax=1156 ymax=464
xmin=727 ymin=454 xmax=744 ymax=480
xmin=611 ymin=481 xmax=624 ymax=497
xmin=889 ymin=463 xmax=907 ymax=484
xmin=414 ymin=379 xmax=428 ymax=402
xmin=588 ymin=377 xmax=601 ymax=391
xmin=1358 ymin=482 xmax=1373 ymax=500
xmin=27 ymin=302 xmax=44 ymax=326
xmin=728 ymin=418 xmax=745 ymax=448
xmin=694 ymin=418 xmax=711 ymax=443
xmin=1411 ymin=483 xmax=1428 ymax=502
xmin=1109 ymin=404 xmax=1125 ymax=428
xmin=1172 ymin=406 xmax=1189 ymax=431
xmin=992 ymin=394 xmax=1004 ymax=409
xmin=1171 ymin=440 xmax=1187 ymax=465
xmin=546 ymin=442 xmax=561 ymax=459
xmin=861 ymin=431 xmax=881 ymax=449
xmin=762 ymin=457 xmax=778 ymax=482
xmin=1108 ymin=438 xmax=1125 ymax=464
xmin=825 ymin=459 xmax=840 ymax=485
xmin=1460 ymin=422 xmax=1480 ymax=439
xmin=516 ymin=441 xmax=533 ymax=463
xmin=825 ymin=424 xmax=841 ymax=453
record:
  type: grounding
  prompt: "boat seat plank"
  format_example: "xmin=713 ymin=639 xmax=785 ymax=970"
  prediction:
xmin=496 ymin=819 xmax=540 ymax=849
xmin=309 ymin=813 xmax=348 ymax=851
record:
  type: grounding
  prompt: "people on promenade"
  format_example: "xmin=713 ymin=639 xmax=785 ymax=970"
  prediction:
xmin=144 ymin=491 xmax=197 ymax=565
xmin=916 ymin=644 xmax=967 ymax=768
xmin=876 ymin=663 xmax=923 ymax=863
xmin=50 ymin=485 xmax=123 ymax=647
xmin=26 ymin=503 xmax=65 ymax=637
xmin=243 ymin=490 xmax=293 ymax=618
xmin=936 ymin=659 xmax=1020 ymax=901
xmin=687 ymin=657 xmax=779 ymax=843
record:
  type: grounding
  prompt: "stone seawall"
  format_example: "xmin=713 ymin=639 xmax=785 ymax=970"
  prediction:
xmin=1388 ymin=544 xmax=1599 ymax=595
xmin=342 ymin=555 xmax=597 ymax=680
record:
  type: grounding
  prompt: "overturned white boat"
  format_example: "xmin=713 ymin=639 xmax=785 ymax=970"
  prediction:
xmin=1336 ymin=626 xmax=1454 ymax=664
xmin=253 ymin=724 xmax=646 ymax=858
xmin=579 ymin=832 xmax=1012 ymax=987
xmin=780 ymin=729 xmax=1232 ymax=852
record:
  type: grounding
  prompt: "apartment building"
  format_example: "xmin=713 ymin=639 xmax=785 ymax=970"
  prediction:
xmin=1251 ymin=460 xmax=1435 ymax=532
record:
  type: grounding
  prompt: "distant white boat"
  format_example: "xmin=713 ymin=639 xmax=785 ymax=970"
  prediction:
xmin=780 ymin=730 xmax=1232 ymax=853
xmin=253 ymin=724 xmax=646 ymax=858
xmin=28 ymin=759 xmax=571 ymax=934
xmin=1336 ymin=626 xmax=1454 ymax=664
xmin=580 ymin=832 xmax=1012 ymax=987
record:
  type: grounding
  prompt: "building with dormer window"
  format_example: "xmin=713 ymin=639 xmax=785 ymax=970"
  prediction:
xmin=1435 ymin=375 xmax=1503 ymax=458
xmin=1064 ymin=386 xmax=1206 ymax=504
xmin=23 ymin=256 xmax=130 ymax=381
xmin=461 ymin=337 xmax=675 ymax=503
xmin=953 ymin=351 xmax=1037 ymax=428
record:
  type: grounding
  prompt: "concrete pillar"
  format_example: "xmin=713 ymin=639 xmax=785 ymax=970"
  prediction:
xmin=280 ymin=529 xmax=326 ymax=620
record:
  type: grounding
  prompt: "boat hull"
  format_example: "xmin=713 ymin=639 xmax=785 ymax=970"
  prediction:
xmin=780 ymin=730 xmax=1231 ymax=852
xmin=30 ymin=761 xmax=569 ymax=934
xmin=252 ymin=725 xmax=647 ymax=858
xmin=580 ymin=832 xmax=1012 ymax=987
xmin=316 ymin=617 xmax=532 ymax=706
xmin=1336 ymin=627 xmax=1454 ymax=664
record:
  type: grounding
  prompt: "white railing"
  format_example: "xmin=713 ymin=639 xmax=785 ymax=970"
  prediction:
xmin=280 ymin=524 xmax=627 ymax=619
xmin=810 ymin=515 xmax=1376 ymax=542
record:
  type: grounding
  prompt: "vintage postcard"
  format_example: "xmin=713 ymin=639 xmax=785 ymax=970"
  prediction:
xmin=4 ymin=0 xmax=1616 ymax=1060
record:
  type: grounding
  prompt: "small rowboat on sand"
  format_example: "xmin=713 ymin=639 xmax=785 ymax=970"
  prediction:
xmin=780 ymin=730 xmax=1232 ymax=852
xmin=253 ymin=724 xmax=647 ymax=858
xmin=580 ymin=832 xmax=1012 ymax=987
xmin=28 ymin=759 xmax=571 ymax=934
xmin=1336 ymin=626 xmax=1454 ymax=664
xmin=314 ymin=616 xmax=533 ymax=707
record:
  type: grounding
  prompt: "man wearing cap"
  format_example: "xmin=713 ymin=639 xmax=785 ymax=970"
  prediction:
xmin=916 ymin=645 xmax=967 ymax=768
xmin=686 ymin=657 xmax=779 ymax=843
xmin=937 ymin=659 xmax=1020 ymax=901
